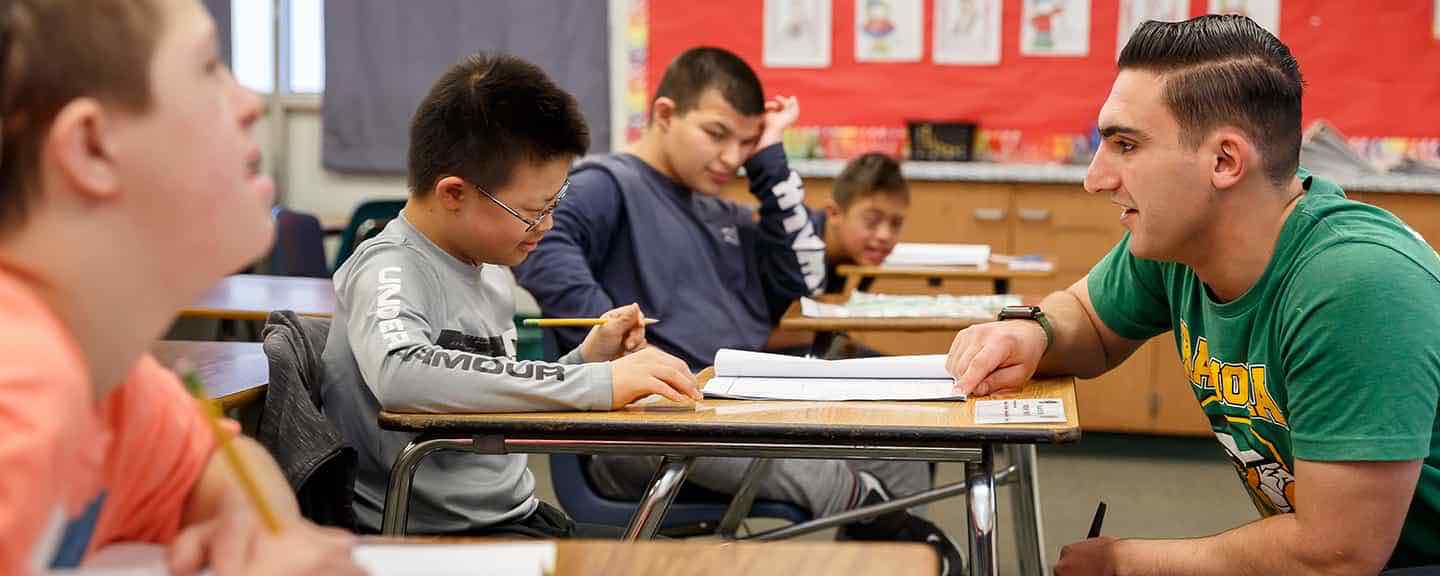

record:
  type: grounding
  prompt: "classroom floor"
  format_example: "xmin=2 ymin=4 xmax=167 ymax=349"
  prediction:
xmin=527 ymin=432 xmax=1259 ymax=576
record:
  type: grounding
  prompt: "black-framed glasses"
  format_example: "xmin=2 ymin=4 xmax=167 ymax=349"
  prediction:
xmin=473 ymin=179 xmax=571 ymax=233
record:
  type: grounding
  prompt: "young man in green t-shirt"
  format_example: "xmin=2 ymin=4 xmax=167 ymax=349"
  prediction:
xmin=946 ymin=15 xmax=1440 ymax=574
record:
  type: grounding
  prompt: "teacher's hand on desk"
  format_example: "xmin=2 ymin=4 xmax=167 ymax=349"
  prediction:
xmin=945 ymin=319 xmax=1047 ymax=397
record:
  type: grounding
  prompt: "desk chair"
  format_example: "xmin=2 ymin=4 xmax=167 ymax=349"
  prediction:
xmin=257 ymin=310 xmax=357 ymax=529
xmin=549 ymin=454 xmax=811 ymax=538
xmin=269 ymin=207 xmax=330 ymax=278
xmin=334 ymin=199 xmax=406 ymax=271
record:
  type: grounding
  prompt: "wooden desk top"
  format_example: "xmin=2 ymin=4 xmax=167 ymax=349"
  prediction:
xmin=554 ymin=540 xmax=936 ymax=575
xmin=836 ymin=263 xmax=1056 ymax=280
xmin=777 ymin=294 xmax=1041 ymax=333
xmin=182 ymin=274 xmax=336 ymax=321
xmin=380 ymin=376 xmax=1080 ymax=445
xmin=151 ymin=341 xmax=269 ymax=410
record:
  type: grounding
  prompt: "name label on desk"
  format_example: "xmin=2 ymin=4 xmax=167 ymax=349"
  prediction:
xmin=974 ymin=399 xmax=1066 ymax=424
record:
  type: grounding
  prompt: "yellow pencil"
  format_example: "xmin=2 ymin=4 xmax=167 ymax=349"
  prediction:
xmin=179 ymin=366 xmax=282 ymax=534
xmin=523 ymin=318 xmax=660 ymax=327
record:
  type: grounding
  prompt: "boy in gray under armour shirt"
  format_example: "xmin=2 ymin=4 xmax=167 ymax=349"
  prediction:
xmin=320 ymin=52 xmax=701 ymax=536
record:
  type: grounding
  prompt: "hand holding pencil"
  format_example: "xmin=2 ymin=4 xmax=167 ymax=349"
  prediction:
xmin=570 ymin=303 xmax=655 ymax=363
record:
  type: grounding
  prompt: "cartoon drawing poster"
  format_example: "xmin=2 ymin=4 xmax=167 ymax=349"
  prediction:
xmin=1117 ymin=0 xmax=1188 ymax=58
xmin=855 ymin=0 xmax=923 ymax=62
xmin=764 ymin=0 xmax=833 ymax=68
xmin=1021 ymin=0 xmax=1091 ymax=57
xmin=1207 ymin=0 xmax=1280 ymax=36
xmin=934 ymin=0 xmax=1003 ymax=65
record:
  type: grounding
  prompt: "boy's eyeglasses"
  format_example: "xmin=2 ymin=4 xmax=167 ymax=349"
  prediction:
xmin=472 ymin=179 xmax=570 ymax=233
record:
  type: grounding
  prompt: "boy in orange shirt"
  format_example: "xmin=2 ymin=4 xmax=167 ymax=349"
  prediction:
xmin=0 ymin=0 xmax=360 ymax=573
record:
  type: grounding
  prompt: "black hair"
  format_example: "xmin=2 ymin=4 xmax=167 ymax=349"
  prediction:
xmin=407 ymin=52 xmax=589 ymax=196
xmin=833 ymin=152 xmax=908 ymax=208
xmin=652 ymin=46 xmax=765 ymax=118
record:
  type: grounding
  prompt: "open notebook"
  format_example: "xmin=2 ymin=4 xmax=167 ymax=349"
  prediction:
xmin=53 ymin=541 xmax=555 ymax=576
xmin=702 ymin=349 xmax=965 ymax=401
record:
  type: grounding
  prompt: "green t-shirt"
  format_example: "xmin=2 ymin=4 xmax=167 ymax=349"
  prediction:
xmin=1088 ymin=169 xmax=1440 ymax=568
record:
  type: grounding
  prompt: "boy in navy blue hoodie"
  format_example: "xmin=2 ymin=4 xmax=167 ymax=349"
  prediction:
xmin=515 ymin=47 xmax=961 ymax=573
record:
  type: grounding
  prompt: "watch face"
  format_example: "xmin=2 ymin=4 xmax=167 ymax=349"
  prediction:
xmin=999 ymin=306 xmax=1040 ymax=319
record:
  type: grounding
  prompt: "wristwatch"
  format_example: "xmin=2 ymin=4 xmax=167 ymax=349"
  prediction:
xmin=998 ymin=305 xmax=1053 ymax=352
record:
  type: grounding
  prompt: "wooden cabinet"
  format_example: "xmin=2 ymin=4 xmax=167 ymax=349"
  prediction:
xmin=1358 ymin=193 xmax=1440 ymax=251
xmin=726 ymin=175 xmax=1440 ymax=435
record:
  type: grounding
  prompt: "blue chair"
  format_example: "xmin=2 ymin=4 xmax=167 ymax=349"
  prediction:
xmin=268 ymin=207 xmax=330 ymax=278
xmin=549 ymin=454 xmax=811 ymax=536
xmin=333 ymin=199 xmax=407 ymax=272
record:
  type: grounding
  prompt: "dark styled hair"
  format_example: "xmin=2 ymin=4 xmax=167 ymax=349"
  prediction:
xmin=652 ymin=47 xmax=765 ymax=118
xmin=0 ymin=0 xmax=163 ymax=229
xmin=1118 ymin=15 xmax=1304 ymax=186
xmin=833 ymin=153 xmax=908 ymax=209
xmin=408 ymin=52 xmax=589 ymax=196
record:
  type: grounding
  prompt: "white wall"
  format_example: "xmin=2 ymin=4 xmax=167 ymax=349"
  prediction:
xmin=273 ymin=108 xmax=408 ymax=224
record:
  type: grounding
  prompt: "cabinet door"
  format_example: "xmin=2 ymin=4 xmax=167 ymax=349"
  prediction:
xmin=1360 ymin=193 xmax=1440 ymax=252
xmin=1011 ymin=184 xmax=1125 ymax=296
xmin=1074 ymin=341 xmax=1156 ymax=433
xmin=901 ymin=181 xmax=1012 ymax=250
xmin=1148 ymin=334 xmax=1216 ymax=436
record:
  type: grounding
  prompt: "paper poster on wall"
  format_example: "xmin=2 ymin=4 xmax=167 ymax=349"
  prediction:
xmin=856 ymin=0 xmax=924 ymax=62
xmin=934 ymin=0 xmax=1003 ymax=65
xmin=1434 ymin=0 xmax=1439 ymax=40
xmin=1117 ymin=0 xmax=1187 ymax=58
xmin=764 ymin=0 xmax=833 ymax=68
xmin=1208 ymin=0 xmax=1280 ymax=36
xmin=1021 ymin=0 xmax=1091 ymax=57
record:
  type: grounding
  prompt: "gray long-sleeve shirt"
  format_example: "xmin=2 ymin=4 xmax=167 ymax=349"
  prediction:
xmin=321 ymin=211 xmax=612 ymax=533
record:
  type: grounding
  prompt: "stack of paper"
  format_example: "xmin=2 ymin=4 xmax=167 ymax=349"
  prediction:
xmin=882 ymin=243 xmax=991 ymax=267
xmin=703 ymin=349 xmax=964 ymax=401
xmin=800 ymin=292 xmax=1021 ymax=319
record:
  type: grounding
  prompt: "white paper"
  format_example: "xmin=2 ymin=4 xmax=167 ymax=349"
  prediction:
xmin=974 ymin=399 xmax=1067 ymax=423
xmin=1207 ymin=0 xmax=1280 ymax=36
xmin=1435 ymin=0 xmax=1440 ymax=41
xmin=883 ymin=243 xmax=992 ymax=267
xmin=65 ymin=542 xmax=555 ymax=576
xmin=354 ymin=543 xmax=554 ymax=576
xmin=800 ymin=293 xmax=1020 ymax=319
xmin=714 ymin=349 xmax=950 ymax=379
xmin=1020 ymin=0 xmax=1091 ymax=57
xmin=765 ymin=0 xmax=833 ymax=68
xmin=1117 ymin=0 xmax=1188 ymax=58
xmin=855 ymin=0 xmax=923 ymax=62
xmin=934 ymin=0 xmax=1003 ymax=65
xmin=705 ymin=376 xmax=964 ymax=401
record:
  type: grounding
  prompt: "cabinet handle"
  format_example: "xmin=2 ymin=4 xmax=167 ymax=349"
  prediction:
xmin=972 ymin=207 xmax=1006 ymax=222
xmin=1018 ymin=208 xmax=1051 ymax=222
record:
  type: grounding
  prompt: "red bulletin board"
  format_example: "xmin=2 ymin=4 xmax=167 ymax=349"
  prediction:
xmin=647 ymin=1 xmax=1440 ymax=138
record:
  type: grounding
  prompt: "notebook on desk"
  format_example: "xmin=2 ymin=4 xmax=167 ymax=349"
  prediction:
xmin=702 ymin=349 xmax=965 ymax=401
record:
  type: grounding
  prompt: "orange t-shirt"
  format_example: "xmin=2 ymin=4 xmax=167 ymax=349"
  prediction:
xmin=0 ymin=272 xmax=215 ymax=574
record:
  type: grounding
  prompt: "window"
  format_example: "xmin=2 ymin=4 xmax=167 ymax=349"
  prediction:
xmin=231 ymin=0 xmax=325 ymax=94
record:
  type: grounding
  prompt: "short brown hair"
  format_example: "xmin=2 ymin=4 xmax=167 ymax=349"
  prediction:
xmin=1118 ymin=15 xmax=1304 ymax=187
xmin=407 ymin=52 xmax=589 ymax=197
xmin=833 ymin=153 xmax=908 ymax=209
xmin=0 ymin=0 xmax=163 ymax=228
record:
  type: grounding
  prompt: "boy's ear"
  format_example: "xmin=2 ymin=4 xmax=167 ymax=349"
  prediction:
xmin=46 ymin=98 xmax=121 ymax=202
xmin=433 ymin=176 xmax=469 ymax=211
xmin=824 ymin=199 xmax=843 ymax=218
xmin=651 ymin=97 xmax=677 ymax=131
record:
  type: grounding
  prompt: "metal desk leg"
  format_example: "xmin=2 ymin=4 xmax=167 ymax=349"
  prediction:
xmin=967 ymin=445 xmax=997 ymax=576
xmin=718 ymin=458 xmax=773 ymax=539
xmin=1008 ymin=444 xmax=1047 ymax=575
xmin=382 ymin=436 xmax=479 ymax=536
xmin=623 ymin=455 xmax=695 ymax=540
